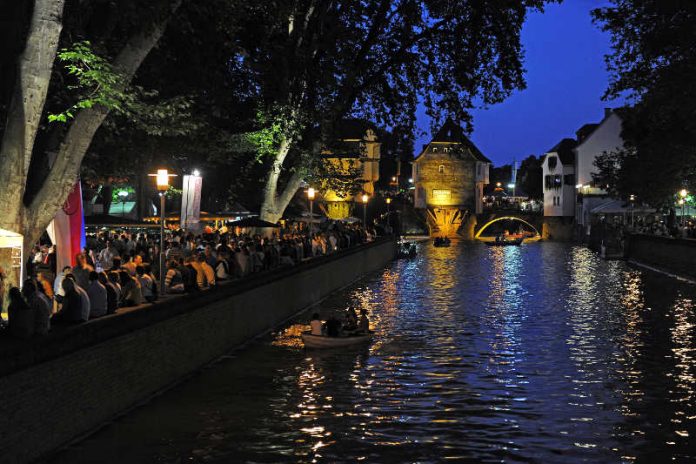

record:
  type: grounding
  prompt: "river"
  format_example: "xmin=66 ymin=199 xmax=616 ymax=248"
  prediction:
xmin=51 ymin=241 xmax=696 ymax=463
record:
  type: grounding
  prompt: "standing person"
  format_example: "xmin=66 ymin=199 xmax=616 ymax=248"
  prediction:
xmin=86 ymin=271 xmax=107 ymax=318
xmin=7 ymin=287 xmax=34 ymax=338
xmin=98 ymin=272 xmax=119 ymax=315
xmin=22 ymin=280 xmax=51 ymax=335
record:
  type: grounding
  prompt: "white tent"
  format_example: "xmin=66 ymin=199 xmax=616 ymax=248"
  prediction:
xmin=0 ymin=228 xmax=23 ymax=311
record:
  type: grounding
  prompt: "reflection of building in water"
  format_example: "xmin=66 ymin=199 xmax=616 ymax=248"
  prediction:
xmin=412 ymin=118 xmax=490 ymax=236
xmin=321 ymin=120 xmax=381 ymax=220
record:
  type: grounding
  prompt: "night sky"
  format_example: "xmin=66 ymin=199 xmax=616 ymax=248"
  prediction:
xmin=415 ymin=0 xmax=625 ymax=167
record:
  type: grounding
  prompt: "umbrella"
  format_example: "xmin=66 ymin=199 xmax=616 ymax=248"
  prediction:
xmin=228 ymin=217 xmax=280 ymax=228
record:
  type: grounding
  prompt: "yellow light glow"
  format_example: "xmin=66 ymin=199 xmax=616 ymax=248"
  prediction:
xmin=362 ymin=194 xmax=369 ymax=203
xmin=679 ymin=189 xmax=688 ymax=198
xmin=307 ymin=187 xmax=315 ymax=200
xmin=386 ymin=198 xmax=392 ymax=204
xmin=679 ymin=199 xmax=685 ymax=205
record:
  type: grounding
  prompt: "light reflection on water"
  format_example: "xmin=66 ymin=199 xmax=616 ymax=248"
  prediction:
xmin=52 ymin=242 xmax=696 ymax=463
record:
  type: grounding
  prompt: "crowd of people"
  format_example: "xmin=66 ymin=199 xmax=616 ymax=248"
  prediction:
xmin=0 ymin=221 xmax=378 ymax=339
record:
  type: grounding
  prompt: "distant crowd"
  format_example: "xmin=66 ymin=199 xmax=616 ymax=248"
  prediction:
xmin=0 ymin=221 xmax=379 ymax=339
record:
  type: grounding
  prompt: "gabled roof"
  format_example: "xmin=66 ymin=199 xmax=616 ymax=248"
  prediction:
xmin=416 ymin=117 xmax=491 ymax=163
xmin=576 ymin=123 xmax=599 ymax=143
xmin=547 ymin=138 xmax=577 ymax=165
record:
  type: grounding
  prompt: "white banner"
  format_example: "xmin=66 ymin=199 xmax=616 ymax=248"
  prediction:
xmin=180 ymin=174 xmax=202 ymax=231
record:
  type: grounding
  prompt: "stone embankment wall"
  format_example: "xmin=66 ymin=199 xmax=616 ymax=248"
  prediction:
xmin=626 ymin=234 xmax=696 ymax=280
xmin=0 ymin=238 xmax=396 ymax=463
xmin=542 ymin=217 xmax=574 ymax=241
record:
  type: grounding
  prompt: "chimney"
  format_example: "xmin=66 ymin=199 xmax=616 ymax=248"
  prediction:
xmin=604 ymin=107 xmax=612 ymax=118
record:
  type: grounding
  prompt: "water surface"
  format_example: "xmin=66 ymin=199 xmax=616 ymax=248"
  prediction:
xmin=52 ymin=242 xmax=696 ymax=463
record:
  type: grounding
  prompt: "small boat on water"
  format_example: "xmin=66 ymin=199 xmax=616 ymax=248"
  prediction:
xmin=485 ymin=237 xmax=524 ymax=247
xmin=433 ymin=237 xmax=451 ymax=247
xmin=301 ymin=331 xmax=373 ymax=349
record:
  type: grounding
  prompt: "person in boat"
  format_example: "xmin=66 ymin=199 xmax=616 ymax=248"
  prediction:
xmin=310 ymin=313 xmax=323 ymax=336
xmin=343 ymin=307 xmax=358 ymax=331
xmin=325 ymin=316 xmax=342 ymax=337
xmin=357 ymin=308 xmax=369 ymax=334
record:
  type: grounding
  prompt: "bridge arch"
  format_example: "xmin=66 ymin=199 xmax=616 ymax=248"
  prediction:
xmin=474 ymin=216 xmax=541 ymax=239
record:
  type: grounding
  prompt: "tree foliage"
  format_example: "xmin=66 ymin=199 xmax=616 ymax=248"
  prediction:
xmin=593 ymin=1 xmax=696 ymax=205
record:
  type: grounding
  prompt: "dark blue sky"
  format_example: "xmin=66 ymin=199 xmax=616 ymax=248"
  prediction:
xmin=415 ymin=0 xmax=624 ymax=167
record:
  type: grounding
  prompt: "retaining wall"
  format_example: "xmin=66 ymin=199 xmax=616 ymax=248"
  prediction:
xmin=0 ymin=238 xmax=396 ymax=463
xmin=626 ymin=234 xmax=696 ymax=280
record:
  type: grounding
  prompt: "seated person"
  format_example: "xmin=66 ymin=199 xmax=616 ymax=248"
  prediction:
xmin=357 ymin=308 xmax=370 ymax=333
xmin=310 ymin=313 xmax=323 ymax=336
xmin=325 ymin=316 xmax=342 ymax=337
xmin=343 ymin=307 xmax=358 ymax=331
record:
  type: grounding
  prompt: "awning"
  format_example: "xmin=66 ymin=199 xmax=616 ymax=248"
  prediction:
xmin=0 ymin=228 xmax=22 ymax=248
xmin=591 ymin=199 xmax=656 ymax=215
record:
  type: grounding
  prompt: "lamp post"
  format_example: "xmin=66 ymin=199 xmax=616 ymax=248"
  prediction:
xmin=629 ymin=194 xmax=635 ymax=226
xmin=362 ymin=193 xmax=369 ymax=226
xmin=149 ymin=169 xmax=175 ymax=296
xmin=679 ymin=189 xmax=688 ymax=227
xmin=307 ymin=187 xmax=315 ymax=236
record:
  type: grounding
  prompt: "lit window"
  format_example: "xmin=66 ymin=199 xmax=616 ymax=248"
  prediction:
xmin=432 ymin=189 xmax=451 ymax=201
xmin=438 ymin=165 xmax=445 ymax=174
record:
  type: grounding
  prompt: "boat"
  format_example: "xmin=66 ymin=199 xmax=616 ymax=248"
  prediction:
xmin=433 ymin=237 xmax=451 ymax=247
xmin=485 ymin=237 xmax=524 ymax=247
xmin=301 ymin=331 xmax=373 ymax=349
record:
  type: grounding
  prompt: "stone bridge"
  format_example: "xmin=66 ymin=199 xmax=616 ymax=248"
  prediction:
xmin=471 ymin=210 xmax=544 ymax=239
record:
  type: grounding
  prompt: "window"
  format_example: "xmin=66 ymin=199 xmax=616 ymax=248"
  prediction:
xmin=438 ymin=164 xmax=445 ymax=174
xmin=547 ymin=156 xmax=557 ymax=169
xmin=432 ymin=189 xmax=451 ymax=201
xmin=544 ymin=174 xmax=563 ymax=190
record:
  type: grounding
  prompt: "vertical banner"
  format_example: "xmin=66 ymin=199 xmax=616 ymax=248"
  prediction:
xmin=180 ymin=174 xmax=202 ymax=231
xmin=52 ymin=181 xmax=86 ymax=270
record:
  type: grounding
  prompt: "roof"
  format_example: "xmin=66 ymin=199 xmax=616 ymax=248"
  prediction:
xmin=547 ymin=138 xmax=577 ymax=165
xmin=416 ymin=118 xmax=491 ymax=163
xmin=575 ymin=123 xmax=599 ymax=142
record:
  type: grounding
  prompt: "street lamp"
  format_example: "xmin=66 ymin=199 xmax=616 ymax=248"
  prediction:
xmin=362 ymin=193 xmax=369 ymax=226
xmin=307 ymin=187 xmax=315 ymax=236
xmin=629 ymin=194 xmax=635 ymax=226
xmin=149 ymin=169 xmax=176 ymax=296
xmin=679 ymin=190 xmax=688 ymax=227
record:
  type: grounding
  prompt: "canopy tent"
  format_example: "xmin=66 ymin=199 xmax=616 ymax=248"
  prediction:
xmin=591 ymin=200 xmax=656 ymax=215
xmin=227 ymin=217 xmax=280 ymax=228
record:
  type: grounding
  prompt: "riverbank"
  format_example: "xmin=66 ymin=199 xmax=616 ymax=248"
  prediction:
xmin=0 ymin=237 xmax=396 ymax=463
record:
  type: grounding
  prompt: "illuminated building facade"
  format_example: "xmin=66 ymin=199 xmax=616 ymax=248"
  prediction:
xmin=412 ymin=118 xmax=491 ymax=236
xmin=321 ymin=120 xmax=381 ymax=219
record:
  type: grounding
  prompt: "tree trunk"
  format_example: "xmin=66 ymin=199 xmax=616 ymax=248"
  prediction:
xmin=0 ymin=0 xmax=65 ymax=235
xmin=26 ymin=0 xmax=183 ymax=241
